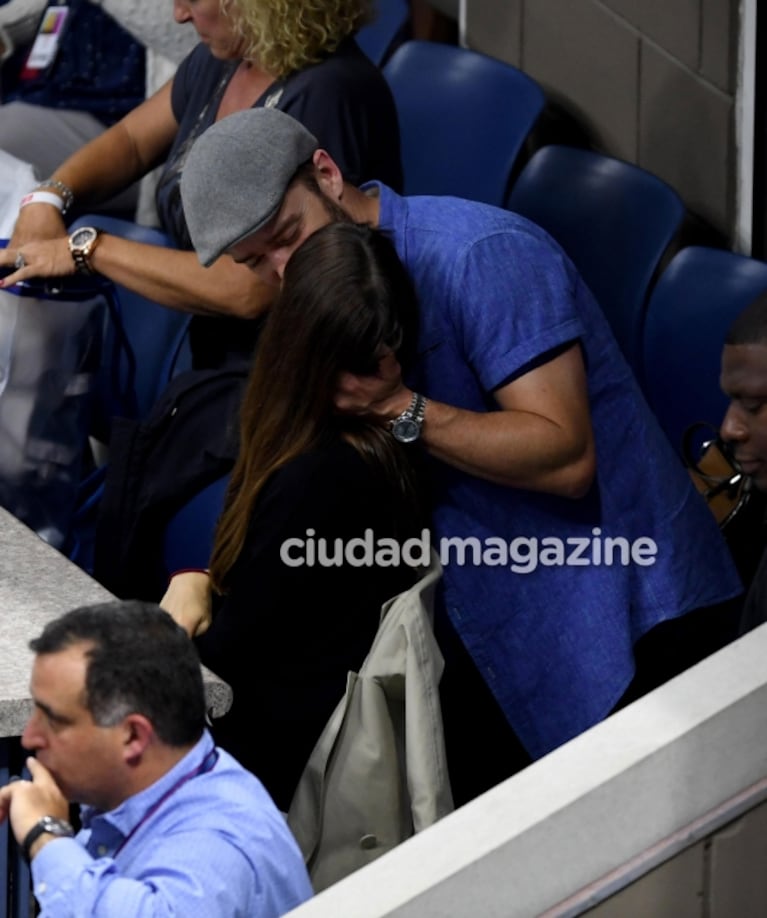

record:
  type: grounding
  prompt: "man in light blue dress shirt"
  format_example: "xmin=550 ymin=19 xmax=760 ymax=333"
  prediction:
xmin=0 ymin=600 xmax=313 ymax=916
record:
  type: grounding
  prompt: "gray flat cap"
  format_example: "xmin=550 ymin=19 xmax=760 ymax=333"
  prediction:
xmin=180 ymin=108 xmax=319 ymax=266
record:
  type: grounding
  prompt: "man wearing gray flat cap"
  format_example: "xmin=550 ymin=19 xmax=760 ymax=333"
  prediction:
xmin=178 ymin=107 xmax=742 ymax=805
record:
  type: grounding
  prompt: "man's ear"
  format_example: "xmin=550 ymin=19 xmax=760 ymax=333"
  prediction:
xmin=120 ymin=714 xmax=154 ymax=766
xmin=313 ymin=149 xmax=344 ymax=201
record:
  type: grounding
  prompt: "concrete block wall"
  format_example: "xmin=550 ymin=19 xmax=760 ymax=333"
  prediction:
xmin=584 ymin=798 xmax=767 ymax=917
xmin=463 ymin=0 xmax=740 ymax=242
xmin=285 ymin=626 xmax=767 ymax=918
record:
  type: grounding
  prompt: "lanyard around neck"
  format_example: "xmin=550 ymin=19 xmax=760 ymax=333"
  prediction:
xmin=112 ymin=747 xmax=219 ymax=858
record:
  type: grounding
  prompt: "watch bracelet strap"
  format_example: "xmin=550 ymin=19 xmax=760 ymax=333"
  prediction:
xmin=22 ymin=817 xmax=74 ymax=862
xmin=73 ymin=250 xmax=94 ymax=275
xmin=391 ymin=391 xmax=427 ymax=427
xmin=410 ymin=392 xmax=427 ymax=424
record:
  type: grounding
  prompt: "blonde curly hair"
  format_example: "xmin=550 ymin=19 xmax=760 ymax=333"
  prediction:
xmin=223 ymin=0 xmax=374 ymax=79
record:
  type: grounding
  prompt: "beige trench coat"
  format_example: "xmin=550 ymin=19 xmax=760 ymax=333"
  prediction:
xmin=287 ymin=554 xmax=454 ymax=892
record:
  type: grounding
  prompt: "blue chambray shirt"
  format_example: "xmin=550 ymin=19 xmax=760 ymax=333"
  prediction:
xmin=371 ymin=183 xmax=743 ymax=759
xmin=31 ymin=731 xmax=313 ymax=916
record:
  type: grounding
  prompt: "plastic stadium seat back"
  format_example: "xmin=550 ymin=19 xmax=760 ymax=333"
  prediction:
xmin=356 ymin=0 xmax=410 ymax=67
xmin=507 ymin=145 xmax=686 ymax=373
xmin=383 ymin=40 xmax=545 ymax=205
xmin=70 ymin=215 xmax=192 ymax=434
xmin=641 ymin=245 xmax=767 ymax=458
xmin=163 ymin=475 xmax=230 ymax=577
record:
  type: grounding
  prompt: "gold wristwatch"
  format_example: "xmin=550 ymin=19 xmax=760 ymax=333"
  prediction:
xmin=68 ymin=226 xmax=102 ymax=274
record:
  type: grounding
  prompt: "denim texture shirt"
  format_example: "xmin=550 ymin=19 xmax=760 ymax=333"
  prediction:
xmin=372 ymin=183 xmax=743 ymax=758
xmin=31 ymin=730 xmax=313 ymax=916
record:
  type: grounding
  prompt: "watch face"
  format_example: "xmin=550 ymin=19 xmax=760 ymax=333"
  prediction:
xmin=71 ymin=227 xmax=96 ymax=247
xmin=392 ymin=418 xmax=420 ymax=443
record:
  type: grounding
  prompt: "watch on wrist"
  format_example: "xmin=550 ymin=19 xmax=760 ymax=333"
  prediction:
xmin=67 ymin=225 xmax=102 ymax=275
xmin=22 ymin=815 xmax=75 ymax=862
xmin=390 ymin=392 xmax=427 ymax=444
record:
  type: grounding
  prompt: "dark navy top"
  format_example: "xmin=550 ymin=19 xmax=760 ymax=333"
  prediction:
xmin=6 ymin=0 xmax=145 ymax=127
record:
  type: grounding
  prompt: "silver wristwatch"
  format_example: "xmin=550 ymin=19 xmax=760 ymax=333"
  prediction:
xmin=68 ymin=225 xmax=102 ymax=274
xmin=22 ymin=815 xmax=75 ymax=861
xmin=390 ymin=392 xmax=427 ymax=443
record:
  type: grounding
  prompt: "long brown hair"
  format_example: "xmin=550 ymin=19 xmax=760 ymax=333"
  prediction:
xmin=209 ymin=223 xmax=420 ymax=591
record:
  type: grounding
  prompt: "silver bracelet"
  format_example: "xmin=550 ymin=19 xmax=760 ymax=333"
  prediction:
xmin=34 ymin=179 xmax=74 ymax=215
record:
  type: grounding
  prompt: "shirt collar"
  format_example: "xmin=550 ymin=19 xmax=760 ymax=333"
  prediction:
xmin=360 ymin=180 xmax=401 ymax=234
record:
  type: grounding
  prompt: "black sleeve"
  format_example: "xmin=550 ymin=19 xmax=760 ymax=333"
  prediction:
xmin=739 ymin=547 xmax=767 ymax=634
xmin=197 ymin=442 xmax=412 ymax=683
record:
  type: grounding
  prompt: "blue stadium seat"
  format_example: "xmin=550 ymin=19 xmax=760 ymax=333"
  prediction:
xmin=641 ymin=245 xmax=767 ymax=459
xmin=383 ymin=40 xmax=545 ymax=205
xmin=163 ymin=474 xmax=230 ymax=577
xmin=65 ymin=216 xmax=192 ymax=570
xmin=356 ymin=0 xmax=410 ymax=66
xmin=68 ymin=215 xmax=192 ymax=437
xmin=507 ymin=145 xmax=686 ymax=373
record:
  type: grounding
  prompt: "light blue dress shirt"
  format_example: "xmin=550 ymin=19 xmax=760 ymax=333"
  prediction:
xmin=31 ymin=730 xmax=313 ymax=916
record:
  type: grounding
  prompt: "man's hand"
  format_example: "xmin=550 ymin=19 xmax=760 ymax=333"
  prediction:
xmin=334 ymin=351 xmax=412 ymax=423
xmin=0 ymin=758 xmax=69 ymax=851
xmin=160 ymin=571 xmax=213 ymax=638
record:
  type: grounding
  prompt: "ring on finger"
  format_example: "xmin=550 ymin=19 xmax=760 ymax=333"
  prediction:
xmin=14 ymin=253 xmax=25 ymax=270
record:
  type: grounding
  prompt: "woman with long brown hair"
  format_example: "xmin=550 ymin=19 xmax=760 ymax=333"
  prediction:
xmin=166 ymin=223 xmax=425 ymax=810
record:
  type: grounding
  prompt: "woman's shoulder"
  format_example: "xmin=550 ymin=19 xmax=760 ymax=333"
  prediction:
xmin=175 ymin=42 xmax=214 ymax=77
xmin=248 ymin=438 xmax=396 ymax=540
xmin=283 ymin=38 xmax=389 ymax=96
xmin=273 ymin=438 xmax=375 ymax=490
xmin=275 ymin=38 xmax=401 ymax=186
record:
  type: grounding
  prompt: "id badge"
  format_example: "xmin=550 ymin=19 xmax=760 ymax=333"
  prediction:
xmin=23 ymin=5 xmax=70 ymax=72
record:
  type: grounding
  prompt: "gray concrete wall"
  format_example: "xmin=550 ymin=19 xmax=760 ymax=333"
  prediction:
xmin=585 ymin=798 xmax=767 ymax=917
xmin=462 ymin=0 xmax=740 ymax=242
xmin=285 ymin=625 xmax=767 ymax=917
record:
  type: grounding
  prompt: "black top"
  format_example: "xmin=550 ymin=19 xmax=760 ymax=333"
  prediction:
xmin=195 ymin=438 xmax=419 ymax=810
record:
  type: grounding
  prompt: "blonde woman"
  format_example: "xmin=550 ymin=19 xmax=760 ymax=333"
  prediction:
xmin=3 ymin=0 xmax=401 ymax=365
